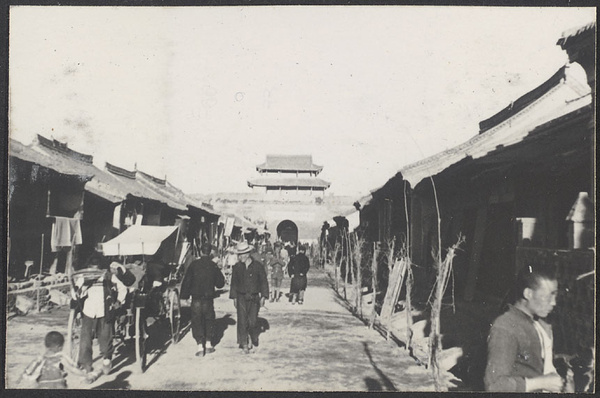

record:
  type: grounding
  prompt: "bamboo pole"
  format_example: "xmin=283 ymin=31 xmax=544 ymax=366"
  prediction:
xmin=37 ymin=234 xmax=44 ymax=312
xmin=352 ymin=233 xmax=363 ymax=317
xmin=428 ymin=236 xmax=464 ymax=391
xmin=369 ymin=242 xmax=378 ymax=329
xmin=385 ymin=237 xmax=395 ymax=340
xmin=403 ymin=181 xmax=414 ymax=350
xmin=406 ymin=260 xmax=414 ymax=350
xmin=342 ymin=230 xmax=348 ymax=300
xmin=333 ymin=243 xmax=340 ymax=293
xmin=347 ymin=229 xmax=353 ymax=308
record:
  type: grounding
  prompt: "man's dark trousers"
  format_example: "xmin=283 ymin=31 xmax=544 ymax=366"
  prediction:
xmin=78 ymin=315 xmax=113 ymax=371
xmin=236 ymin=294 xmax=260 ymax=347
xmin=191 ymin=298 xmax=216 ymax=346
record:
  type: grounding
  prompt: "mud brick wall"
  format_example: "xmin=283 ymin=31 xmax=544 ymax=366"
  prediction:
xmin=516 ymin=247 xmax=594 ymax=356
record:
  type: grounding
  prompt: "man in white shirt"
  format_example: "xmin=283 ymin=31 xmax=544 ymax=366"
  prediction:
xmin=74 ymin=253 xmax=127 ymax=376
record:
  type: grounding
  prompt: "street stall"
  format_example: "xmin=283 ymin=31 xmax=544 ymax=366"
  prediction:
xmin=67 ymin=225 xmax=184 ymax=373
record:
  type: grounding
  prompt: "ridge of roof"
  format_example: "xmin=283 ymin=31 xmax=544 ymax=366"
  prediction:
xmin=478 ymin=66 xmax=566 ymax=134
xmin=37 ymin=134 xmax=94 ymax=164
xmin=10 ymin=137 xmax=95 ymax=180
xmin=257 ymin=155 xmax=323 ymax=172
xmin=105 ymin=162 xmax=137 ymax=179
xmin=247 ymin=176 xmax=331 ymax=188
xmin=137 ymin=170 xmax=166 ymax=186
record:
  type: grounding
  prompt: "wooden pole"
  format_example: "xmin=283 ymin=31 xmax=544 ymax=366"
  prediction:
xmin=406 ymin=261 xmax=413 ymax=350
xmin=369 ymin=242 xmax=378 ymax=329
xmin=464 ymin=205 xmax=487 ymax=301
xmin=334 ymin=245 xmax=338 ymax=292
xmin=354 ymin=233 xmax=362 ymax=317
xmin=342 ymin=231 xmax=347 ymax=300
xmin=37 ymin=234 xmax=44 ymax=312
xmin=345 ymin=229 xmax=352 ymax=303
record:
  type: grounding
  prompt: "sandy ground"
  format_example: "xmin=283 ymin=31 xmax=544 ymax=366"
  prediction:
xmin=6 ymin=267 xmax=434 ymax=391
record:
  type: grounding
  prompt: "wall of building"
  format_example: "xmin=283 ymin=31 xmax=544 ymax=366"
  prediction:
xmin=206 ymin=196 xmax=355 ymax=241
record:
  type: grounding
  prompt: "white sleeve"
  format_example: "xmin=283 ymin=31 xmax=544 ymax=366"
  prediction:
xmin=114 ymin=275 xmax=127 ymax=303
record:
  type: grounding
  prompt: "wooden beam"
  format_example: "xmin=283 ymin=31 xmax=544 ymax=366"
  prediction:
xmin=463 ymin=205 xmax=487 ymax=301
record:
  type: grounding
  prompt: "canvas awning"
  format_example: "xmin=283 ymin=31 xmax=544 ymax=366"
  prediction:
xmin=346 ymin=210 xmax=360 ymax=231
xmin=101 ymin=225 xmax=178 ymax=256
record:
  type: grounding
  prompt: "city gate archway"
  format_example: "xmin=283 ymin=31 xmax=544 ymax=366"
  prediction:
xmin=276 ymin=220 xmax=298 ymax=244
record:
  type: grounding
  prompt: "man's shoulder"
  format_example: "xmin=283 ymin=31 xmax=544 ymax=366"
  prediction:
xmin=250 ymin=260 xmax=265 ymax=270
xmin=492 ymin=306 xmax=530 ymax=330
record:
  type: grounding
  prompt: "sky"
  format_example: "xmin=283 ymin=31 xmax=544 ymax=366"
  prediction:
xmin=8 ymin=6 xmax=596 ymax=198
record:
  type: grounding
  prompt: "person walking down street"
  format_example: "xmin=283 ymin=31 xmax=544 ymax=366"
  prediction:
xmin=181 ymin=243 xmax=225 ymax=357
xmin=72 ymin=253 xmax=128 ymax=376
xmin=484 ymin=264 xmax=568 ymax=392
xmin=279 ymin=242 xmax=289 ymax=267
xmin=223 ymin=243 xmax=239 ymax=285
xmin=229 ymin=242 xmax=269 ymax=354
xmin=266 ymin=248 xmax=285 ymax=302
xmin=287 ymin=245 xmax=310 ymax=305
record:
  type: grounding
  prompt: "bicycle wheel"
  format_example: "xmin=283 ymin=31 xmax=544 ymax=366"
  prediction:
xmin=168 ymin=289 xmax=181 ymax=345
xmin=134 ymin=307 xmax=146 ymax=373
xmin=66 ymin=309 xmax=82 ymax=363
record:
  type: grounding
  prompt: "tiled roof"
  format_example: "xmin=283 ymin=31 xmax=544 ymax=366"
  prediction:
xmin=8 ymin=135 xmax=212 ymax=213
xmin=247 ymin=176 xmax=331 ymax=189
xmin=256 ymin=155 xmax=323 ymax=172
xmin=399 ymin=68 xmax=591 ymax=188
xmin=356 ymin=64 xmax=592 ymax=204
xmin=10 ymin=137 xmax=95 ymax=180
xmin=479 ymin=66 xmax=566 ymax=134
xmin=37 ymin=135 xmax=94 ymax=164
xmin=557 ymin=21 xmax=596 ymax=46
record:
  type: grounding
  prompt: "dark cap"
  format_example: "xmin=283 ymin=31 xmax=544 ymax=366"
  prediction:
xmin=86 ymin=252 xmax=107 ymax=269
xmin=201 ymin=243 xmax=212 ymax=255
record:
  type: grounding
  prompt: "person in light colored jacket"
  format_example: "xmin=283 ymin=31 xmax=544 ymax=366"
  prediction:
xmin=485 ymin=264 xmax=566 ymax=392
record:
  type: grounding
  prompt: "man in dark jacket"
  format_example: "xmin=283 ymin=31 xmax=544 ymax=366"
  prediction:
xmin=288 ymin=245 xmax=310 ymax=304
xmin=181 ymin=243 xmax=225 ymax=357
xmin=230 ymin=242 xmax=269 ymax=354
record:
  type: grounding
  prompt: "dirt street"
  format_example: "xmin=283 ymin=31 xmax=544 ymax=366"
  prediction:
xmin=6 ymin=267 xmax=434 ymax=391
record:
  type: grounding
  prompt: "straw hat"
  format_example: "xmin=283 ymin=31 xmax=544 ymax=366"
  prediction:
xmin=236 ymin=242 xmax=254 ymax=254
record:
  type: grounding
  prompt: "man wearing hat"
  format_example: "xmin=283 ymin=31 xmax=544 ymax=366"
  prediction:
xmin=181 ymin=243 xmax=225 ymax=357
xmin=229 ymin=242 xmax=269 ymax=354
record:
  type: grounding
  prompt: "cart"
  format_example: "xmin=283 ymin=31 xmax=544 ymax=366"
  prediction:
xmin=66 ymin=225 xmax=184 ymax=373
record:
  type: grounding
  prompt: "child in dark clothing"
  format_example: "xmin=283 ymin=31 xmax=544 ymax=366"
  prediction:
xmin=20 ymin=331 xmax=91 ymax=388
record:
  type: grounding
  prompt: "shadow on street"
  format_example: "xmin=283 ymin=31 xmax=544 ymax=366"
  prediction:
xmin=362 ymin=341 xmax=397 ymax=391
xmin=213 ymin=314 xmax=236 ymax=346
xmin=93 ymin=370 xmax=132 ymax=390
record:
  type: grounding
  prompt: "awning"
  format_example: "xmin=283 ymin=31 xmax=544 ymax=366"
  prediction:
xmin=101 ymin=225 xmax=178 ymax=256
xmin=346 ymin=211 xmax=360 ymax=231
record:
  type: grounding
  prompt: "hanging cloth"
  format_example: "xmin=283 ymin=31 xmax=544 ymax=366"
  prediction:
xmin=112 ymin=204 xmax=121 ymax=229
xmin=51 ymin=217 xmax=83 ymax=252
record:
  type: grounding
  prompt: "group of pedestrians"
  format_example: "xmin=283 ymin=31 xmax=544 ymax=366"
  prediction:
xmin=20 ymin=241 xmax=576 ymax=392
xmin=181 ymin=240 xmax=310 ymax=357
xmin=20 ymin=239 xmax=311 ymax=387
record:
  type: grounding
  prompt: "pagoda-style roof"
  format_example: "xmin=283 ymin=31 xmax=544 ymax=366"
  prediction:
xmin=256 ymin=155 xmax=323 ymax=173
xmin=248 ymin=176 xmax=331 ymax=189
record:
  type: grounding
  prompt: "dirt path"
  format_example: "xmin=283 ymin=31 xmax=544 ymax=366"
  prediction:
xmin=7 ymin=267 xmax=434 ymax=391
